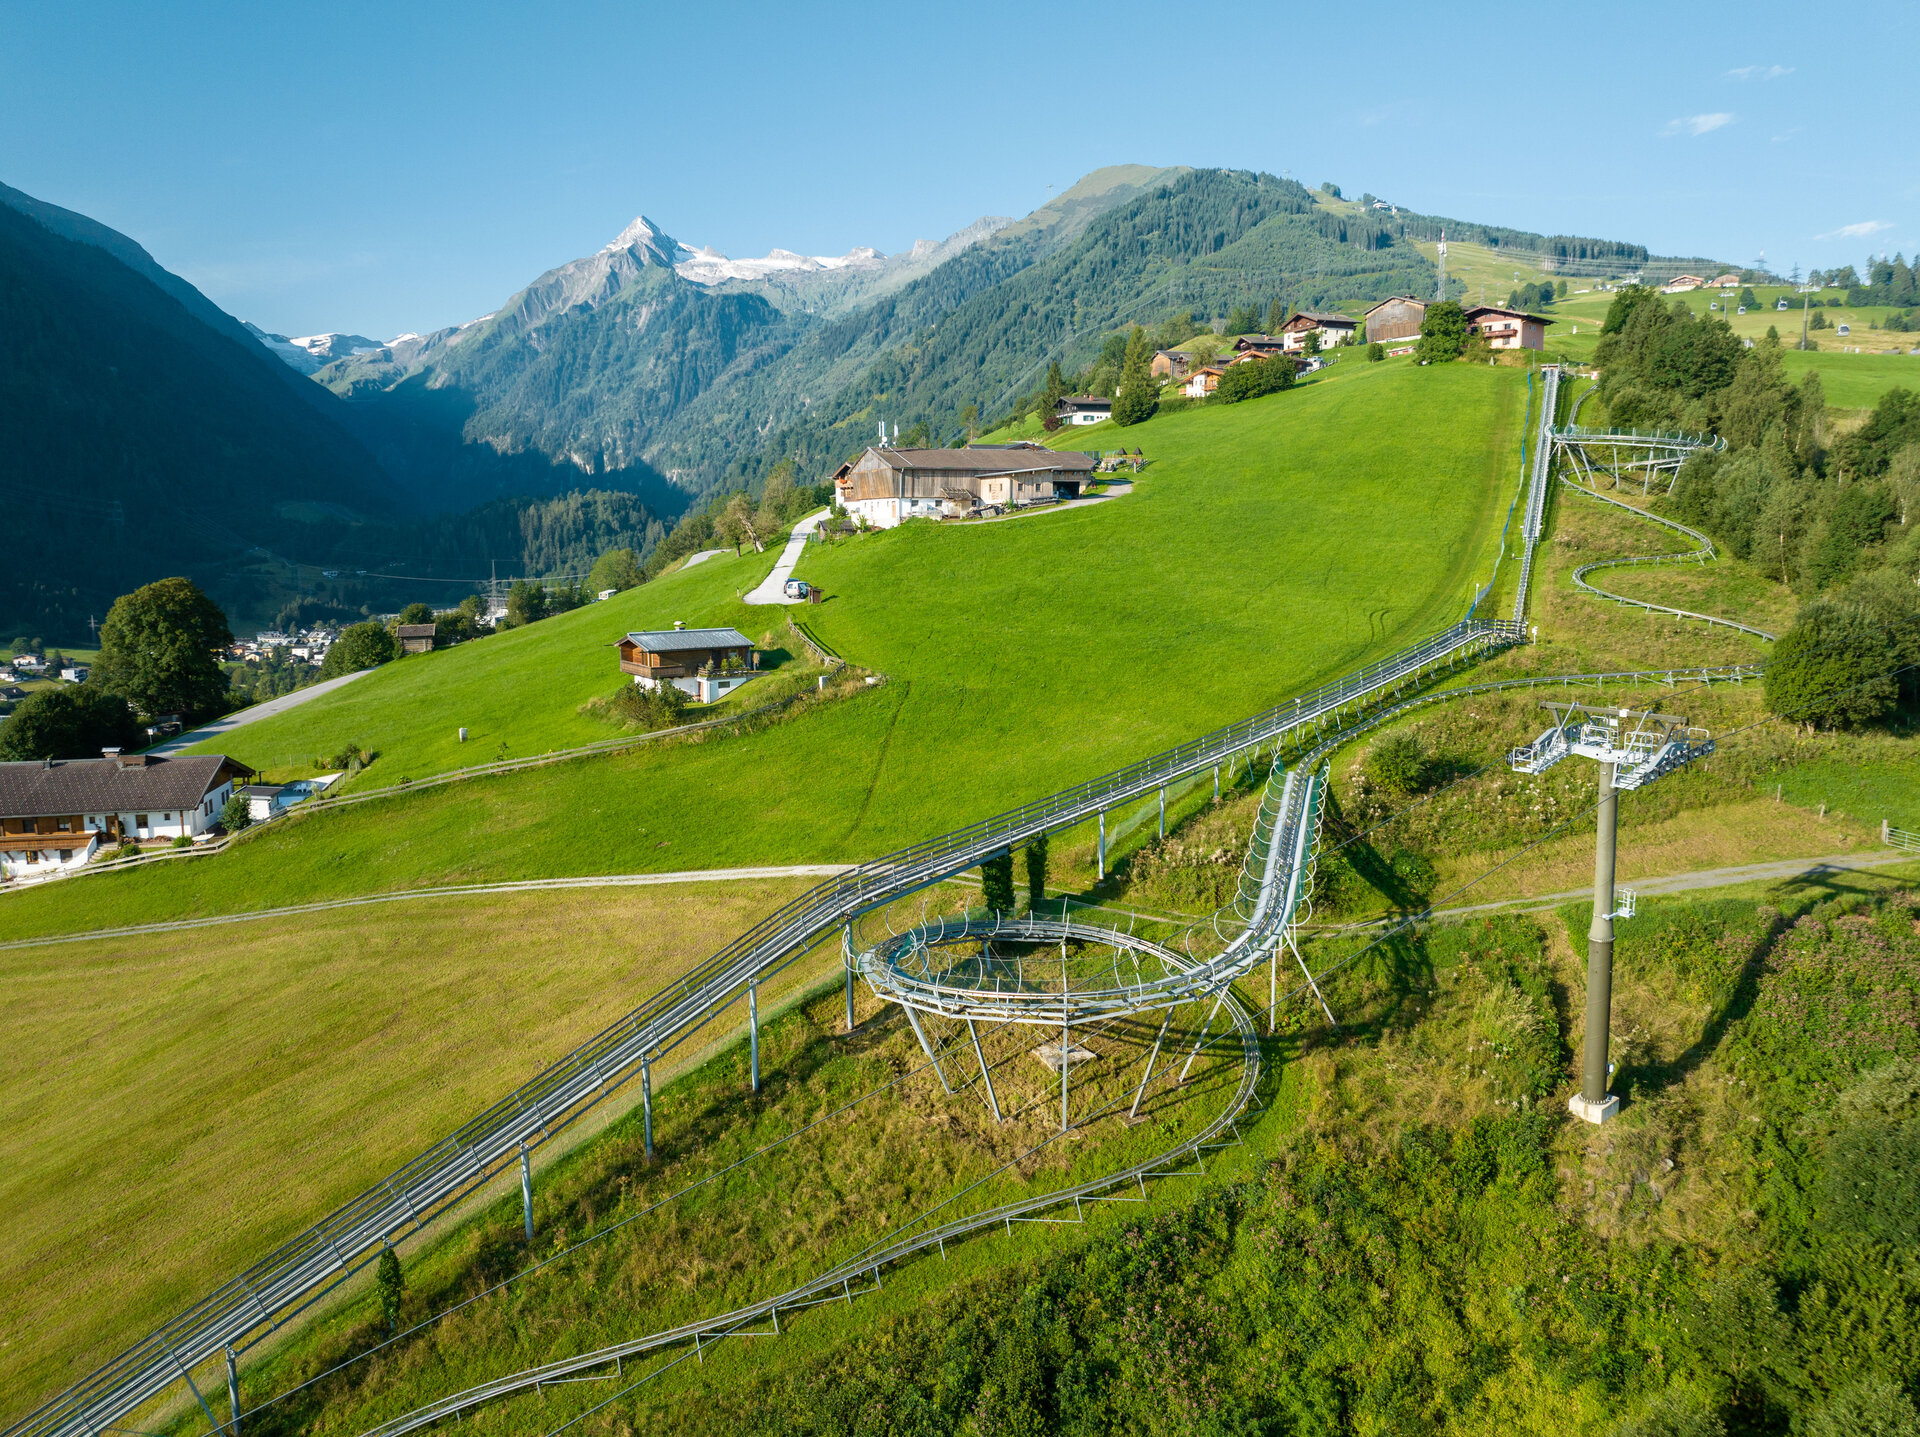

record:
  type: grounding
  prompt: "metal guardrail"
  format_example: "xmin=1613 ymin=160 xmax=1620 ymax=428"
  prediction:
xmin=6 ymin=614 xmax=1519 ymax=1437
xmin=1509 ymin=364 xmax=1561 ymax=625
xmin=1550 ymin=423 xmax=1724 ymax=450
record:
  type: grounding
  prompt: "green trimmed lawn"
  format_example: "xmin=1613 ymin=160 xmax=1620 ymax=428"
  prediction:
xmin=4 ymin=361 xmax=1523 ymax=939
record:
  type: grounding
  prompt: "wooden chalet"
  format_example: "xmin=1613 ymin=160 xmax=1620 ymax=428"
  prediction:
xmin=618 ymin=625 xmax=758 ymax=703
xmin=395 ymin=623 xmax=437 ymax=654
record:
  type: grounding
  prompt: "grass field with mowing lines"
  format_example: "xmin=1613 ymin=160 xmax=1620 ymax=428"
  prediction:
xmin=1 ymin=362 xmax=1521 ymax=941
xmin=0 ymin=879 xmax=817 ymax=1421
xmin=194 ymin=975 xmax=1245 ymax=1436
xmin=180 ymin=542 xmax=799 ymax=784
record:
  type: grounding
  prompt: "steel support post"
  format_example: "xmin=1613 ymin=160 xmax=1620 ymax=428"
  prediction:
xmin=226 ymin=1346 xmax=240 ymax=1436
xmin=967 ymin=1019 xmax=1001 ymax=1121
xmin=1130 ymin=1008 xmax=1174 ymax=1120
xmin=903 ymin=1004 xmax=952 ymax=1094
xmin=1574 ymin=760 xmax=1620 ymax=1124
xmin=1213 ymin=764 xmax=1220 ymax=801
xmin=641 ymin=1059 xmax=655 ymax=1159
xmin=843 ymin=922 xmax=855 ymax=1034
xmin=748 ymin=978 xmax=760 ymax=1093
xmin=1158 ymin=786 xmax=1166 ymax=839
xmin=1097 ymin=810 xmax=1106 ymax=880
xmin=1179 ymin=989 xmax=1230 ymax=1082
xmin=1060 ymin=1015 xmax=1070 ymax=1132
xmin=519 ymin=1142 xmax=534 ymax=1244
xmin=1290 ymin=930 xmax=1337 ymax=1028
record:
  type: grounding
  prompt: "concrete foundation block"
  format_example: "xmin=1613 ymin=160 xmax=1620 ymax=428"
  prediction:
xmin=1569 ymin=1091 xmax=1620 ymax=1125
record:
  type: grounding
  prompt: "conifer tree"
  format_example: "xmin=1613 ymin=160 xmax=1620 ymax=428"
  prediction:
xmin=1111 ymin=327 xmax=1158 ymax=427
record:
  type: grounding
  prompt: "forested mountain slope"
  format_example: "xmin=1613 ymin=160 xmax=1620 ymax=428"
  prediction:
xmin=0 ymin=198 xmax=400 ymax=639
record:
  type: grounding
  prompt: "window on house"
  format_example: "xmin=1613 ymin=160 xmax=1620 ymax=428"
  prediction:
xmin=135 ymin=814 xmax=149 ymax=828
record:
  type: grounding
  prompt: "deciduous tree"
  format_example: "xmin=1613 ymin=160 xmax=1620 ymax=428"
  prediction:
xmin=318 ymin=621 xmax=400 ymax=678
xmin=0 ymin=686 xmax=143 ymax=760
xmin=1416 ymin=301 xmax=1469 ymax=363
xmin=92 ymin=577 xmax=232 ymax=721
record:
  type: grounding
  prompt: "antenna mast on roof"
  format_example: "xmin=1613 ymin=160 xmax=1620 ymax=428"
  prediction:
xmin=1436 ymin=229 xmax=1447 ymax=302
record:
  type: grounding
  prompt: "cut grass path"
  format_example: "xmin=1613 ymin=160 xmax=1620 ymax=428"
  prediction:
xmin=0 ymin=878 xmax=821 ymax=1421
xmin=4 ymin=362 xmax=1523 ymax=942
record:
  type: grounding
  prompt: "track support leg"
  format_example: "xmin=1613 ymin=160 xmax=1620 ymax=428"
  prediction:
xmin=1097 ymin=810 xmax=1106 ymax=880
xmin=903 ymin=1005 xmax=952 ymax=1094
xmin=226 ymin=1345 xmax=240 ymax=1436
xmin=1130 ymin=1008 xmax=1174 ymax=1120
xmin=1178 ymin=989 xmax=1230 ymax=1083
xmin=1061 ymin=1016 xmax=1071 ymax=1132
xmin=748 ymin=978 xmax=760 ymax=1093
xmin=967 ymin=1019 xmax=1001 ymax=1122
xmin=843 ymin=923 xmax=855 ymax=1034
xmin=1290 ymin=929 xmax=1337 ymax=1028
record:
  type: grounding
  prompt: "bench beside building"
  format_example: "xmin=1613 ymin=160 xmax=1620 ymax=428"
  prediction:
xmin=0 ymin=750 xmax=253 ymax=878
xmin=831 ymin=444 xmax=1098 ymax=529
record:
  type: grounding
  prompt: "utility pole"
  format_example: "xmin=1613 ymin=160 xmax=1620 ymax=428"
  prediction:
xmin=1510 ymin=703 xmax=1714 ymax=1124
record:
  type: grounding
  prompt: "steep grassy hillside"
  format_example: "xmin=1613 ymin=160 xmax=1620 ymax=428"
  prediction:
xmin=0 ymin=879 xmax=819 ymax=1420
xmin=8 ymin=360 xmax=1521 ymax=940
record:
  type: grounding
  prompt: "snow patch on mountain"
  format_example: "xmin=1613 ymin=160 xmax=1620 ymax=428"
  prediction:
xmin=245 ymin=323 xmax=387 ymax=374
xmin=673 ymin=242 xmax=887 ymax=285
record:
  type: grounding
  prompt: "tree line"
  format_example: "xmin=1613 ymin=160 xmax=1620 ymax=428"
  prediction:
xmin=1585 ymin=285 xmax=1919 ymax=728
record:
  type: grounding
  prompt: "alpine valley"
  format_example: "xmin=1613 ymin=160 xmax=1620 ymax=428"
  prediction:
xmin=1 ymin=165 xmax=1687 ymax=639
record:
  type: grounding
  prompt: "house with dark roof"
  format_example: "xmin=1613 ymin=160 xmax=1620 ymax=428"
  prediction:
xmin=831 ymin=444 xmax=1098 ymax=528
xmin=1052 ymin=396 xmax=1113 ymax=428
xmin=0 ymin=750 xmax=253 ymax=878
xmin=1463 ymin=305 xmax=1550 ymax=351
xmin=617 ymin=624 xmax=759 ymax=702
xmin=1278 ymin=311 xmax=1358 ymax=352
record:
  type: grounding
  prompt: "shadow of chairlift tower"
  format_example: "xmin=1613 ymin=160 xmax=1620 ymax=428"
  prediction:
xmin=1508 ymin=703 xmax=1715 ymax=1125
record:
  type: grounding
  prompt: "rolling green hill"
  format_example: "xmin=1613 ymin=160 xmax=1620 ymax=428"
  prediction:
xmin=6 ymin=359 xmax=1523 ymax=940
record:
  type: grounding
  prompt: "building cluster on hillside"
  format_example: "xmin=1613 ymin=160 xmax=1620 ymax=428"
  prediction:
xmin=234 ymin=626 xmax=340 ymax=666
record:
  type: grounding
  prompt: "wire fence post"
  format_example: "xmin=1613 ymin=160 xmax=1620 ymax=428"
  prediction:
xmin=843 ymin=923 xmax=856 ymax=1034
xmin=641 ymin=1059 xmax=654 ymax=1160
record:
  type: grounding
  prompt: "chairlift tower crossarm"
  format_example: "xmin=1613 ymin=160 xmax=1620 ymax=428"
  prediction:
xmin=1508 ymin=703 xmax=1714 ymax=1124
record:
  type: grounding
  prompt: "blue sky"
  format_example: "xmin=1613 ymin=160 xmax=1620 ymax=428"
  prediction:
xmin=2 ymin=0 xmax=1913 ymax=339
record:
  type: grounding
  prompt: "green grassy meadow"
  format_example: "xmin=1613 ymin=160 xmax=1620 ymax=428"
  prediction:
xmin=181 ymin=543 xmax=794 ymax=782
xmin=0 ymin=879 xmax=822 ymax=1421
xmin=5 ymin=361 xmax=1522 ymax=939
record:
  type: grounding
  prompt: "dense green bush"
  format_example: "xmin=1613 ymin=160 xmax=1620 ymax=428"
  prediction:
xmin=1763 ymin=599 xmax=1902 ymax=729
